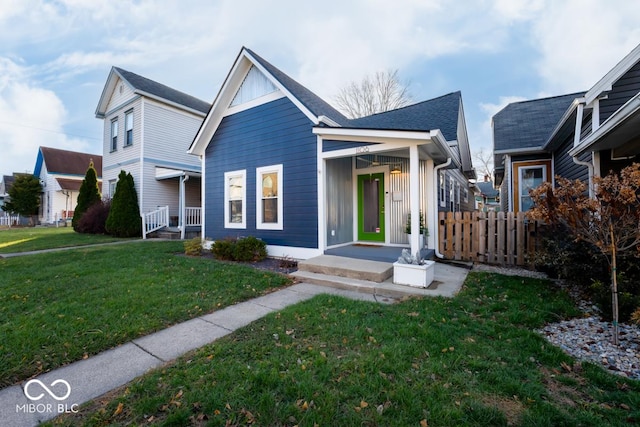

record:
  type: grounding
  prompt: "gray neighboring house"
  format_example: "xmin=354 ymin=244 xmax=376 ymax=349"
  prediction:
xmin=494 ymin=42 xmax=640 ymax=213
xmin=474 ymin=179 xmax=500 ymax=212
xmin=95 ymin=67 xmax=211 ymax=236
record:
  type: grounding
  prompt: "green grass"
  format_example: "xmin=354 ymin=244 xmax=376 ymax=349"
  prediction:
xmin=50 ymin=272 xmax=640 ymax=426
xmin=0 ymin=241 xmax=291 ymax=387
xmin=0 ymin=227 xmax=130 ymax=253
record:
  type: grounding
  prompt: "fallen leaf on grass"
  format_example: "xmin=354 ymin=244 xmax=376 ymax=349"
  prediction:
xmin=113 ymin=402 xmax=124 ymax=416
xmin=420 ymin=419 xmax=428 ymax=427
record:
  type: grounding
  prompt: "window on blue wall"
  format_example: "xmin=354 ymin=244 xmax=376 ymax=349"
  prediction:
xmin=256 ymin=164 xmax=283 ymax=230
xmin=224 ymin=170 xmax=246 ymax=228
xmin=110 ymin=118 xmax=118 ymax=152
xmin=125 ymin=110 xmax=133 ymax=146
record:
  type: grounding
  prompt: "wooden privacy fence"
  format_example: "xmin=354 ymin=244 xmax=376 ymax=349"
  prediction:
xmin=438 ymin=211 xmax=544 ymax=267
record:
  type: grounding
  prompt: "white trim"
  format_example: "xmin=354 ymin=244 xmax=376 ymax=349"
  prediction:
xmin=224 ymin=169 xmax=246 ymax=229
xmin=224 ymin=91 xmax=285 ymax=116
xmin=569 ymin=93 xmax=640 ymax=157
xmin=316 ymin=135 xmax=326 ymax=253
xmin=200 ymin=154 xmax=206 ymax=238
xmin=266 ymin=245 xmax=322 ymax=260
xmin=314 ymin=127 xmax=432 ymax=143
xmin=516 ymin=163 xmax=547 ymax=213
xmin=256 ymin=164 xmax=283 ymax=230
xmin=585 ymin=43 xmax=640 ymax=105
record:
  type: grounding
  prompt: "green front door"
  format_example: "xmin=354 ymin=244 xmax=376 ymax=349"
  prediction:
xmin=357 ymin=173 xmax=385 ymax=242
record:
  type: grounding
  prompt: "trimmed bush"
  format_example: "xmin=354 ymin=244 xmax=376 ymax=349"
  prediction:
xmin=106 ymin=171 xmax=142 ymax=237
xmin=211 ymin=236 xmax=267 ymax=262
xmin=73 ymin=161 xmax=101 ymax=231
xmin=76 ymin=200 xmax=110 ymax=234
xmin=183 ymin=237 xmax=203 ymax=256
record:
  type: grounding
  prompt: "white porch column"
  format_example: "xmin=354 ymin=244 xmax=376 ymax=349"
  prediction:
xmin=424 ymin=158 xmax=435 ymax=249
xmin=179 ymin=175 xmax=186 ymax=239
xmin=409 ymin=145 xmax=420 ymax=256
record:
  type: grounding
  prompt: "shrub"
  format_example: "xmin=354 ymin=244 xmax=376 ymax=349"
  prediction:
xmin=183 ymin=237 xmax=203 ymax=256
xmin=76 ymin=200 xmax=110 ymax=234
xmin=73 ymin=161 xmax=101 ymax=231
xmin=234 ymin=236 xmax=267 ymax=262
xmin=211 ymin=236 xmax=267 ymax=262
xmin=106 ymin=171 xmax=142 ymax=237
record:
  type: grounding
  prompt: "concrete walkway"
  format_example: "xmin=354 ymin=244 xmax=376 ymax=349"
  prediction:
xmin=0 ymin=244 xmax=469 ymax=426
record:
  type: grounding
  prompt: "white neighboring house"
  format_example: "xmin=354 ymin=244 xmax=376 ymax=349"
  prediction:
xmin=95 ymin=67 xmax=210 ymax=238
xmin=33 ymin=146 xmax=103 ymax=224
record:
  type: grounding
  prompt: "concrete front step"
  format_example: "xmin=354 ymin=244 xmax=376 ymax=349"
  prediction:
xmin=297 ymin=255 xmax=393 ymax=282
xmin=290 ymin=270 xmax=444 ymax=299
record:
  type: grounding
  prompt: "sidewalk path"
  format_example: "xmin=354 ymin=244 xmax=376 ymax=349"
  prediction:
xmin=0 ymin=239 xmax=148 ymax=258
xmin=0 ymin=283 xmax=399 ymax=427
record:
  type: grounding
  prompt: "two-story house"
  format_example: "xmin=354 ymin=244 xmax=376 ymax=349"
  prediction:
xmin=95 ymin=67 xmax=211 ymax=238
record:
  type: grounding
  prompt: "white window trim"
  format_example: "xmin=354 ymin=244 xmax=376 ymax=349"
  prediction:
xmin=124 ymin=110 xmax=133 ymax=147
xmin=449 ymin=176 xmax=455 ymax=212
xmin=110 ymin=118 xmax=118 ymax=152
xmin=439 ymin=171 xmax=446 ymax=207
xmin=256 ymin=164 xmax=283 ymax=230
xmin=224 ymin=170 xmax=246 ymax=229
xmin=518 ymin=165 xmax=547 ymax=213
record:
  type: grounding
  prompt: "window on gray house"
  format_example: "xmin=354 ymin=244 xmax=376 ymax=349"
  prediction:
xmin=125 ymin=110 xmax=133 ymax=146
xmin=110 ymin=119 xmax=118 ymax=152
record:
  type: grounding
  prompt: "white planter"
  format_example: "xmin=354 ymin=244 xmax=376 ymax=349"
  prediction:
xmin=393 ymin=260 xmax=435 ymax=288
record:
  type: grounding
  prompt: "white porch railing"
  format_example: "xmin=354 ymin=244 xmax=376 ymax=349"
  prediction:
xmin=142 ymin=206 xmax=169 ymax=239
xmin=184 ymin=207 xmax=201 ymax=227
xmin=0 ymin=214 xmax=19 ymax=227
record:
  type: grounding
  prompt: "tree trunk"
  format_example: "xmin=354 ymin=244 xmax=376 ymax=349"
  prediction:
xmin=610 ymin=222 xmax=619 ymax=346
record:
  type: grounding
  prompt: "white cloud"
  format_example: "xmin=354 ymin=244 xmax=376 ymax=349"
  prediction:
xmin=0 ymin=58 xmax=91 ymax=175
xmin=531 ymin=0 xmax=640 ymax=93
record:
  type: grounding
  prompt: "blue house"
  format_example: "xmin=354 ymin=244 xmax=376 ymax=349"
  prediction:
xmin=189 ymin=48 xmax=475 ymax=259
xmin=494 ymin=42 xmax=640 ymax=213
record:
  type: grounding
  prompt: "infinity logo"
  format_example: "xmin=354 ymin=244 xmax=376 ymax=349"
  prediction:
xmin=24 ymin=379 xmax=71 ymax=401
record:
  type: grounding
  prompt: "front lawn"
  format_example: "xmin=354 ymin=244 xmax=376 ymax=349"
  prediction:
xmin=52 ymin=273 xmax=640 ymax=426
xmin=0 ymin=241 xmax=291 ymax=387
xmin=0 ymin=226 xmax=130 ymax=254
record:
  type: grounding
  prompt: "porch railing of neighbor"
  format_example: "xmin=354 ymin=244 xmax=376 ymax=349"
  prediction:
xmin=438 ymin=211 xmax=544 ymax=267
xmin=142 ymin=206 xmax=169 ymax=239
xmin=0 ymin=214 xmax=20 ymax=227
xmin=183 ymin=207 xmax=201 ymax=227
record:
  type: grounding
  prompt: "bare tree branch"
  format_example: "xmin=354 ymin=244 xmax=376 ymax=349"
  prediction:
xmin=334 ymin=69 xmax=412 ymax=119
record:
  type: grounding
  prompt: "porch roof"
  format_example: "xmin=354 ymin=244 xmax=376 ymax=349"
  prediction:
xmin=155 ymin=166 xmax=202 ymax=180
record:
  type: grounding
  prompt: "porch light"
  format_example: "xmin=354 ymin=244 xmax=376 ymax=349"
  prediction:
xmin=390 ymin=166 xmax=402 ymax=174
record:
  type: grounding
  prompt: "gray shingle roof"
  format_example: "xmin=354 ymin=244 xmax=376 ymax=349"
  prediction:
xmin=114 ymin=67 xmax=211 ymax=114
xmin=476 ymin=181 xmax=498 ymax=197
xmin=493 ymin=92 xmax=584 ymax=152
xmin=348 ymin=92 xmax=461 ymax=141
xmin=244 ymin=49 xmax=350 ymax=126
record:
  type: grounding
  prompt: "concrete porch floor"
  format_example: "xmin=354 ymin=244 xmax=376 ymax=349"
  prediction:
xmin=291 ymin=254 xmax=469 ymax=300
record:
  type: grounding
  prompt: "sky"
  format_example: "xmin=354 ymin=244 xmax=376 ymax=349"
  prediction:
xmin=1 ymin=0 xmax=639 ymax=178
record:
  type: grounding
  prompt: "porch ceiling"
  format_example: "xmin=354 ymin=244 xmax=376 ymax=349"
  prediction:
xmin=155 ymin=166 xmax=202 ymax=180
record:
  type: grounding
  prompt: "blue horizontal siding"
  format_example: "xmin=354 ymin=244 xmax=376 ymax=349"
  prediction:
xmin=204 ymin=97 xmax=318 ymax=249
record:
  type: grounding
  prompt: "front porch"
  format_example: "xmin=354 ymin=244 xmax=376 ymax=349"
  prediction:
xmin=325 ymin=243 xmax=434 ymax=263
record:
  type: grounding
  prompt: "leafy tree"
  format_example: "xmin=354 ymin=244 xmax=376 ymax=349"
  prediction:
xmin=2 ymin=174 xmax=41 ymax=225
xmin=528 ymin=163 xmax=640 ymax=345
xmin=334 ymin=69 xmax=412 ymax=119
xmin=106 ymin=170 xmax=141 ymax=237
xmin=72 ymin=160 xmax=101 ymax=231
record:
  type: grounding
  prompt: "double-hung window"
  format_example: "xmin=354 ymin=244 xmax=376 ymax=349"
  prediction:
xmin=256 ymin=164 xmax=283 ymax=230
xmin=125 ymin=110 xmax=133 ymax=146
xmin=110 ymin=119 xmax=118 ymax=152
xmin=224 ymin=170 xmax=246 ymax=228
xmin=518 ymin=165 xmax=546 ymax=212
xmin=449 ymin=177 xmax=455 ymax=212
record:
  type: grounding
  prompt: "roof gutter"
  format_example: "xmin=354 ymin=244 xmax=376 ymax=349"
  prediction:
xmin=433 ymin=158 xmax=452 ymax=259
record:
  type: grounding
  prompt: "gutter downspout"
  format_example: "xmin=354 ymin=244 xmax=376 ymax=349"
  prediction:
xmin=433 ymin=158 xmax=452 ymax=259
xmin=572 ymin=156 xmax=594 ymax=199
